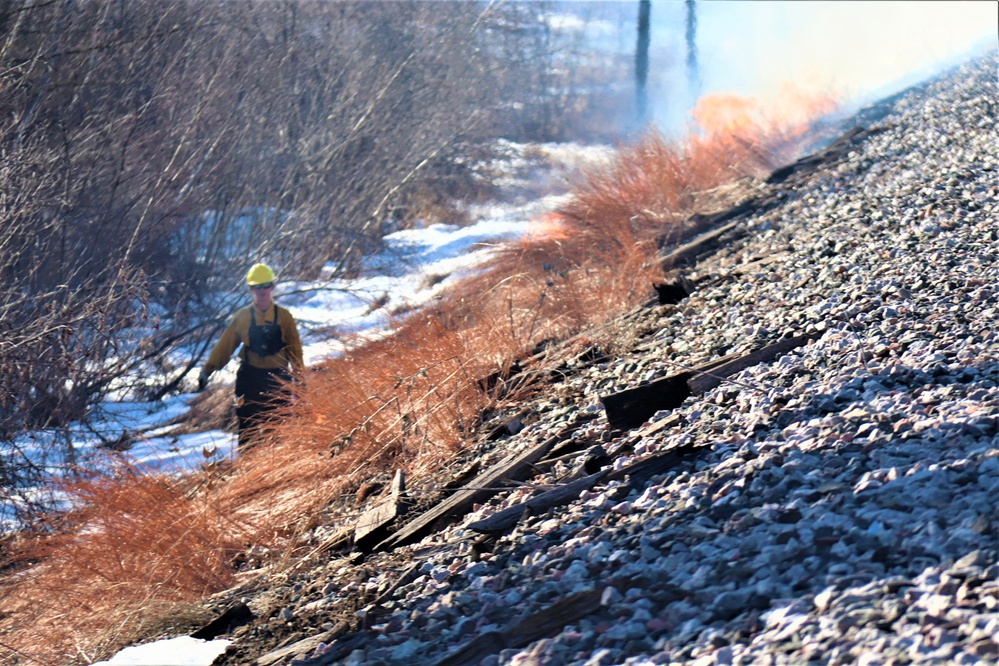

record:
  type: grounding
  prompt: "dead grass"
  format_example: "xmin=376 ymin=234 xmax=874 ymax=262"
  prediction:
xmin=0 ymin=95 xmax=836 ymax=664
xmin=0 ymin=465 xmax=249 ymax=664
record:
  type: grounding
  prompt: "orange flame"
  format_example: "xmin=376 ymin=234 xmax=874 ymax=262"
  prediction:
xmin=526 ymin=212 xmax=570 ymax=242
xmin=692 ymin=83 xmax=837 ymax=138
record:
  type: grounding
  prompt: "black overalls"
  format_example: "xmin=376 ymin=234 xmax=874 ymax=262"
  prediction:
xmin=235 ymin=306 xmax=291 ymax=446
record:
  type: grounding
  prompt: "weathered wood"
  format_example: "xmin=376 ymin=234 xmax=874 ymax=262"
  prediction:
xmin=190 ymin=602 xmax=254 ymax=641
xmin=372 ymin=562 xmax=422 ymax=606
xmin=354 ymin=470 xmax=406 ymax=551
xmin=470 ymin=423 xmax=696 ymax=537
xmin=660 ymin=215 xmax=747 ymax=270
xmin=467 ymin=470 xmax=609 ymax=534
xmin=603 ymin=334 xmax=815 ymax=430
xmin=293 ymin=630 xmax=369 ymax=666
xmin=255 ymin=621 xmax=349 ymax=666
xmin=504 ymin=588 xmax=604 ymax=646
xmin=432 ymin=589 xmax=604 ymax=666
xmin=375 ymin=427 xmax=580 ymax=552
xmin=605 ymin=447 xmax=690 ymax=485
xmin=766 ymin=126 xmax=867 ymax=184
xmin=687 ymin=333 xmax=814 ymax=395
xmin=633 ymin=413 xmax=683 ymax=439
xmin=602 ymin=372 xmax=692 ymax=431
xmin=431 ymin=630 xmax=508 ymax=666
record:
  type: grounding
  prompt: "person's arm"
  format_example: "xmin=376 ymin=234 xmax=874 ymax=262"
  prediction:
xmin=281 ymin=308 xmax=304 ymax=371
xmin=202 ymin=313 xmax=244 ymax=375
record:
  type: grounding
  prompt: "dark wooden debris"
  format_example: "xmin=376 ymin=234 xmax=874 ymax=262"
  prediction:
xmin=374 ymin=419 xmax=590 ymax=552
xmin=370 ymin=562 xmax=422 ymax=609
xmin=467 ymin=471 xmax=610 ymax=535
xmin=654 ymin=273 xmax=696 ymax=305
xmin=255 ymin=621 xmax=349 ymax=666
xmin=353 ymin=469 xmax=407 ymax=552
xmin=602 ymin=372 xmax=692 ymax=431
xmin=687 ymin=333 xmax=814 ymax=394
xmin=290 ymin=629 xmax=368 ymax=666
xmin=602 ymin=333 xmax=814 ymax=430
xmin=767 ymin=126 xmax=867 ymax=184
xmin=432 ymin=589 xmax=604 ymax=666
xmin=660 ymin=213 xmax=749 ymax=271
xmin=190 ymin=601 xmax=254 ymax=641
xmin=468 ymin=418 xmax=693 ymax=536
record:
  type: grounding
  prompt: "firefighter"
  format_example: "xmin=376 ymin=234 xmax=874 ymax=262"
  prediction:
xmin=198 ymin=263 xmax=303 ymax=446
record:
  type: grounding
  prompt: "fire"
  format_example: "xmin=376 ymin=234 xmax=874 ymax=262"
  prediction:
xmin=526 ymin=212 xmax=570 ymax=242
xmin=691 ymin=83 xmax=837 ymax=139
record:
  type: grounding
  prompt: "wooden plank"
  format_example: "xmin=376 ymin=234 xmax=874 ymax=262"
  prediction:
xmin=602 ymin=372 xmax=692 ymax=431
xmin=470 ymin=427 xmax=696 ymax=537
xmin=256 ymin=621 xmax=349 ymax=666
xmin=467 ymin=471 xmax=609 ymax=534
xmin=605 ymin=447 xmax=690 ymax=485
xmin=602 ymin=334 xmax=815 ymax=430
xmin=432 ymin=589 xmax=604 ymax=666
xmin=375 ymin=429 xmax=576 ymax=552
xmin=503 ymin=588 xmax=604 ymax=646
xmin=633 ymin=413 xmax=683 ymax=439
xmin=660 ymin=214 xmax=746 ymax=270
xmin=766 ymin=126 xmax=867 ymax=184
xmin=687 ymin=333 xmax=813 ymax=394
xmin=371 ymin=562 xmax=422 ymax=606
xmin=354 ymin=470 xmax=406 ymax=551
xmin=293 ymin=631 xmax=369 ymax=666
xmin=430 ymin=631 xmax=508 ymax=666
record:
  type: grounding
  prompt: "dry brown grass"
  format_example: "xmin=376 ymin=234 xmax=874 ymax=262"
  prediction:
xmin=0 ymin=465 xmax=248 ymax=664
xmin=0 ymin=93 xmax=836 ymax=664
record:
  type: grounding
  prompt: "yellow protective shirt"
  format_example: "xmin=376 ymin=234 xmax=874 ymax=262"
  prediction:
xmin=203 ymin=303 xmax=303 ymax=374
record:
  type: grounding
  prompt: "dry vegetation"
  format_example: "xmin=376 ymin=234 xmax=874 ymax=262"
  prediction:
xmin=0 ymin=43 xmax=836 ymax=666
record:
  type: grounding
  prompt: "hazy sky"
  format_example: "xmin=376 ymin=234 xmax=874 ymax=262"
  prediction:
xmin=640 ymin=0 xmax=998 ymax=134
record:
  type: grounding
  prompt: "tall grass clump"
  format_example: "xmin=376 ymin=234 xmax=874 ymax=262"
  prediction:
xmin=0 ymin=466 xmax=251 ymax=663
xmin=0 ymin=90 xmax=837 ymax=664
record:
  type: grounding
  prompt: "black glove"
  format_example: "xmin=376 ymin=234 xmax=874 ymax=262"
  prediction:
xmin=197 ymin=370 xmax=209 ymax=392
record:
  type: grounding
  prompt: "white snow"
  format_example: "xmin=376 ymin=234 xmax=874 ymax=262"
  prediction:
xmin=89 ymin=636 xmax=231 ymax=666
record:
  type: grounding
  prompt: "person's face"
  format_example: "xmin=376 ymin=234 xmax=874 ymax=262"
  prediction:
xmin=250 ymin=282 xmax=274 ymax=310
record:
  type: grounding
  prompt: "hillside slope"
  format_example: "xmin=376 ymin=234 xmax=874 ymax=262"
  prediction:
xmin=208 ymin=52 xmax=998 ymax=666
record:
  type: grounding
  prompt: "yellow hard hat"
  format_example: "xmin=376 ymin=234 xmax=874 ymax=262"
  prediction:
xmin=246 ymin=263 xmax=275 ymax=286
